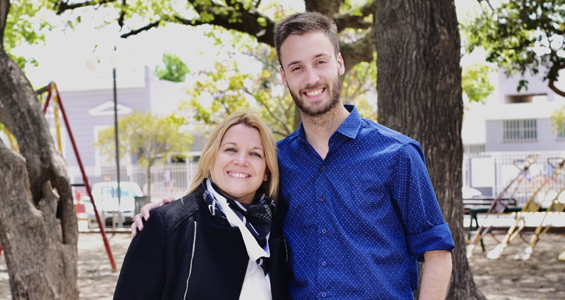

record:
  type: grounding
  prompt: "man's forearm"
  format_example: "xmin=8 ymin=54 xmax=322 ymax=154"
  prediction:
xmin=419 ymin=250 xmax=452 ymax=300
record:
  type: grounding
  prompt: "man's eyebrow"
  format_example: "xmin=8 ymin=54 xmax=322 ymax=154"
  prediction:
xmin=286 ymin=60 xmax=301 ymax=69
xmin=286 ymin=53 xmax=331 ymax=69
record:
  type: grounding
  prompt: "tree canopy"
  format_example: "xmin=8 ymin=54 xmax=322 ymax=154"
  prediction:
xmin=463 ymin=0 xmax=565 ymax=96
xmin=50 ymin=0 xmax=376 ymax=74
xmin=154 ymin=52 xmax=191 ymax=82
xmin=94 ymin=111 xmax=193 ymax=195
xmin=462 ymin=63 xmax=494 ymax=104
xmin=4 ymin=0 xmax=51 ymax=68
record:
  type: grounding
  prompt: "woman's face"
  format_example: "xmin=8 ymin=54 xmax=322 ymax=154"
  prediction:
xmin=210 ymin=124 xmax=268 ymax=204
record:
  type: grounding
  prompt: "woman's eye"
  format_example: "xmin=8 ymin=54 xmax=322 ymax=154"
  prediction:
xmin=251 ymin=152 xmax=263 ymax=158
xmin=225 ymin=147 xmax=237 ymax=152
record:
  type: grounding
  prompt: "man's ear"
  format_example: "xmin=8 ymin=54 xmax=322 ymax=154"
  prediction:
xmin=280 ymin=66 xmax=289 ymax=88
xmin=337 ymin=53 xmax=345 ymax=76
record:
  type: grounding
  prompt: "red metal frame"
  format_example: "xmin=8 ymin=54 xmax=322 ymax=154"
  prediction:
xmin=43 ymin=82 xmax=117 ymax=272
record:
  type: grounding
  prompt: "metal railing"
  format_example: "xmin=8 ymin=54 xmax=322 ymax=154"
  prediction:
xmin=463 ymin=150 xmax=565 ymax=206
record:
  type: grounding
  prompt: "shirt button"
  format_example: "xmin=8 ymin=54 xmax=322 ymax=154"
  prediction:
xmin=321 ymin=292 xmax=327 ymax=298
xmin=320 ymin=197 xmax=326 ymax=202
xmin=320 ymin=165 xmax=325 ymax=171
xmin=322 ymin=261 xmax=327 ymax=267
xmin=321 ymin=228 xmax=327 ymax=234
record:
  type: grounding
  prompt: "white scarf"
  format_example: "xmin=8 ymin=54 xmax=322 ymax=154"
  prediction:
xmin=206 ymin=180 xmax=272 ymax=300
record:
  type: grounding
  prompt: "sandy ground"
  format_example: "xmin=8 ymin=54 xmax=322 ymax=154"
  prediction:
xmin=0 ymin=231 xmax=564 ymax=299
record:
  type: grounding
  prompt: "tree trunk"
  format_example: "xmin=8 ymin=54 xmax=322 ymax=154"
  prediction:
xmin=0 ymin=147 xmax=78 ymax=299
xmin=0 ymin=0 xmax=79 ymax=298
xmin=374 ymin=1 xmax=485 ymax=299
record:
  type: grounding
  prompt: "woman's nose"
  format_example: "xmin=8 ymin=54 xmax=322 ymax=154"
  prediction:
xmin=233 ymin=154 xmax=249 ymax=166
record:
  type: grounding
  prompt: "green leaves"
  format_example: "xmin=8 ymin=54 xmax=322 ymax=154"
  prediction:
xmin=154 ymin=53 xmax=191 ymax=82
xmin=93 ymin=111 xmax=193 ymax=168
xmin=550 ymin=106 xmax=565 ymax=135
xmin=462 ymin=0 xmax=565 ymax=93
xmin=462 ymin=63 xmax=494 ymax=103
xmin=341 ymin=52 xmax=377 ymax=121
xmin=4 ymin=0 xmax=51 ymax=68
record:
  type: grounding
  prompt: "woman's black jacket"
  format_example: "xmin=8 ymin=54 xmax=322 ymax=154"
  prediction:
xmin=113 ymin=189 xmax=289 ymax=300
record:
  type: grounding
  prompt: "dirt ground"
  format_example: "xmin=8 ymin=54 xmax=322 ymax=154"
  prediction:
xmin=0 ymin=231 xmax=564 ymax=299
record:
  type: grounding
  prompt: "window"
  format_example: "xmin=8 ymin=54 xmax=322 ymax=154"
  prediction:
xmin=505 ymin=94 xmax=547 ymax=104
xmin=503 ymin=119 xmax=537 ymax=142
xmin=464 ymin=144 xmax=486 ymax=154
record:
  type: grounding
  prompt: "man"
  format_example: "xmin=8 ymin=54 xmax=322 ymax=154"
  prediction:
xmin=134 ymin=12 xmax=454 ymax=299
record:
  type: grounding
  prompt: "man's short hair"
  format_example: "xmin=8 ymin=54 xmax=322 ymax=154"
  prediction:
xmin=274 ymin=12 xmax=339 ymax=66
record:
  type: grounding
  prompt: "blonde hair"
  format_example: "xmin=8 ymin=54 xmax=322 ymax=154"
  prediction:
xmin=188 ymin=112 xmax=279 ymax=202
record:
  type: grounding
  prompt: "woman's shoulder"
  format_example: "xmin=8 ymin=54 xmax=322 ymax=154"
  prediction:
xmin=151 ymin=191 xmax=203 ymax=229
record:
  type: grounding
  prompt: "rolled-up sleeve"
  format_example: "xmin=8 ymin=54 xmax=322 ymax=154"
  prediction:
xmin=392 ymin=142 xmax=455 ymax=261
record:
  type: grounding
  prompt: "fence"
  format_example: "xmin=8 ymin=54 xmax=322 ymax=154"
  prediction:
xmin=463 ymin=150 xmax=565 ymax=206
xmin=68 ymin=160 xmax=199 ymax=202
xmin=69 ymin=150 xmax=564 ymax=207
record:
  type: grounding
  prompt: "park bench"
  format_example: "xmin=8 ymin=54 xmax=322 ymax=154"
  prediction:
xmin=464 ymin=196 xmax=520 ymax=251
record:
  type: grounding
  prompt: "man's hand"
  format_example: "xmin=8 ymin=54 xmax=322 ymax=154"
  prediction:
xmin=131 ymin=197 xmax=174 ymax=237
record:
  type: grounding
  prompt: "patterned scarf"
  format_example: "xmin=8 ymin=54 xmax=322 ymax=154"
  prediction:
xmin=200 ymin=179 xmax=275 ymax=273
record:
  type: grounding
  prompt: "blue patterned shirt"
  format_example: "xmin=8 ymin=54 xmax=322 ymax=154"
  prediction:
xmin=277 ymin=105 xmax=454 ymax=299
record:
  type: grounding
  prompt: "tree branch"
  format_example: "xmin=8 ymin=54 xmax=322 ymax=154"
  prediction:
xmin=305 ymin=0 xmax=340 ymax=17
xmin=548 ymin=61 xmax=565 ymax=97
xmin=117 ymin=0 xmax=127 ymax=28
xmin=548 ymin=79 xmax=565 ymax=97
xmin=54 ymin=0 xmax=118 ymax=15
xmin=121 ymin=19 xmax=163 ymax=38
xmin=244 ymin=86 xmax=292 ymax=135
xmin=0 ymin=0 xmax=9 ymax=47
xmin=334 ymin=0 xmax=375 ymax=31
xmin=188 ymin=0 xmax=276 ymax=46
xmin=340 ymin=30 xmax=375 ymax=74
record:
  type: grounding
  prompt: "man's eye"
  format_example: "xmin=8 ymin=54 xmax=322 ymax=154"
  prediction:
xmin=291 ymin=66 xmax=301 ymax=72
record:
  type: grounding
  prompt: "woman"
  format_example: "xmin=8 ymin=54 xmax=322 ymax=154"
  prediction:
xmin=113 ymin=112 xmax=288 ymax=300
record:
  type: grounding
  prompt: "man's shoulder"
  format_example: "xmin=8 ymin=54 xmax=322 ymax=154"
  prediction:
xmin=360 ymin=118 xmax=416 ymax=146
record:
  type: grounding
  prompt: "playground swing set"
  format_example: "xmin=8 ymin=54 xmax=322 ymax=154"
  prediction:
xmin=0 ymin=82 xmax=117 ymax=272
xmin=466 ymin=154 xmax=565 ymax=260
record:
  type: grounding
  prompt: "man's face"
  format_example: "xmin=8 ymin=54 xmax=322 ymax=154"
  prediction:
xmin=279 ymin=31 xmax=345 ymax=117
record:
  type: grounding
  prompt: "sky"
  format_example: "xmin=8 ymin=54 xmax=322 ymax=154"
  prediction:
xmin=14 ymin=0 xmax=485 ymax=91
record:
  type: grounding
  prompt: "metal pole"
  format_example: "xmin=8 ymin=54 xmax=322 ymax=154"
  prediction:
xmin=113 ymin=66 xmax=122 ymax=229
xmin=45 ymin=83 xmax=117 ymax=272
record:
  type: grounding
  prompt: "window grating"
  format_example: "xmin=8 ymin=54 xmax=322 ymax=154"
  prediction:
xmin=503 ymin=119 xmax=537 ymax=142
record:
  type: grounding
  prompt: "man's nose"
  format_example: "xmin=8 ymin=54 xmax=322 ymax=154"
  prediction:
xmin=304 ymin=67 xmax=320 ymax=86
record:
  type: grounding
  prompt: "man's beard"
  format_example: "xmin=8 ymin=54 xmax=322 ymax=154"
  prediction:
xmin=288 ymin=77 xmax=341 ymax=117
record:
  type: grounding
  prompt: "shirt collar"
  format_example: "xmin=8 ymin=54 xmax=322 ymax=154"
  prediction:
xmin=297 ymin=104 xmax=362 ymax=141
xmin=337 ymin=104 xmax=362 ymax=139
